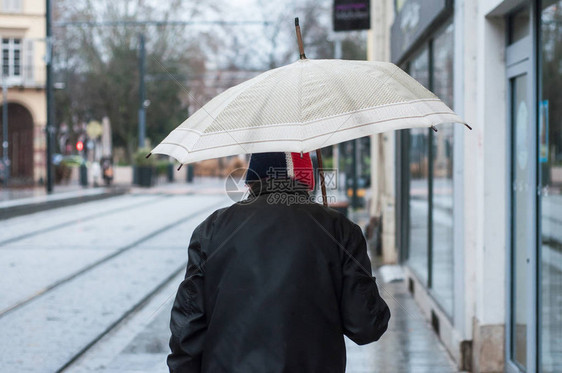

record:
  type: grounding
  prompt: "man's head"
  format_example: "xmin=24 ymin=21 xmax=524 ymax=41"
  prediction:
xmin=245 ymin=152 xmax=315 ymax=193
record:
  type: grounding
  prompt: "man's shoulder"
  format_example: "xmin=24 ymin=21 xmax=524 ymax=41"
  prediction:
xmin=198 ymin=205 xmax=230 ymax=227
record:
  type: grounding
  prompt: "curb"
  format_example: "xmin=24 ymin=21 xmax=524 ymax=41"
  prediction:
xmin=0 ymin=187 xmax=130 ymax=220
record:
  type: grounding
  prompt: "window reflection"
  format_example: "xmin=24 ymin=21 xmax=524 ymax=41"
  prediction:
xmin=431 ymin=23 xmax=454 ymax=316
xmin=540 ymin=2 xmax=562 ymax=372
xmin=404 ymin=24 xmax=456 ymax=317
xmin=511 ymin=73 xmax=529 ymax=368
xmin=408 ymin=48 xmax=430 ymax=284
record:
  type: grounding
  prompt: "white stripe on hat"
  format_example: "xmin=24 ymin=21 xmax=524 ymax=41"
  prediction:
xmin=285 ymin=152 xmax=294 ymax=178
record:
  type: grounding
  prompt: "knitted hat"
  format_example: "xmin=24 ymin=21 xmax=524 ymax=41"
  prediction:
xmin=245 ymin=152 xmax=315 ymax=191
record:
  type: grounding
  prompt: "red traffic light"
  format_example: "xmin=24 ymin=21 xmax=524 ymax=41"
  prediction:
xmin=76 ymin=141 xmax=84 ymax=152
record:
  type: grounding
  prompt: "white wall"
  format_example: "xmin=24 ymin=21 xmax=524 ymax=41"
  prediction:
xmin=457 ymin=0 xmax=509 ymax=342
xmin=368 ymin=0 xmax=397 ymax=263
xmin=476 ymin=14 xmax=507 ymax=327
xmin=378 ymin=0 xmax=512 ymax=367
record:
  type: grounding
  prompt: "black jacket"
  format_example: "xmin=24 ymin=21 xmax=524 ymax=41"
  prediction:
xmin=168 ymin=189 xmax=390 ymax=373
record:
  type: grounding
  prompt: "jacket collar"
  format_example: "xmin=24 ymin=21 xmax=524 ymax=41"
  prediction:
xmin=246 ymin=179 xmax=311 ymax=199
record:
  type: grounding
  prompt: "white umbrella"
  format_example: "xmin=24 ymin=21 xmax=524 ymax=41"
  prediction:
xmin=150 ymin=18 xmax=470 ymax=204
xmin=151 ymin=59 xmax=468 ymax=163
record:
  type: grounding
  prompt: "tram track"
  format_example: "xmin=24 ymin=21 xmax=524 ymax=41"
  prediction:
xmin=56 ymin=261 xmax=186 ymax=373
xmin=0 ymin=198 xmax=226 ymax=318
xmin=0 ymin=194 xmax=169 ymax=247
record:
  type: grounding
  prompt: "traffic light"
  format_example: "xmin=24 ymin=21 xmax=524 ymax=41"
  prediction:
xmin=76 ymin=140 xmax=84 ymax=152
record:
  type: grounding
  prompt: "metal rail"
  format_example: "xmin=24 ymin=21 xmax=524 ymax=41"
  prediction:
xmin=0 ymin=199 xmax=225 ymax=318
xmin=56 ymin=262 xmax=186 ymax=372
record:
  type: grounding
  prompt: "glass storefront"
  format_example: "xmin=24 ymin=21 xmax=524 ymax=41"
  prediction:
xmin=431 ymin=23 xmax=455 ymax=316
xmin=392 ymin=1 xmax=562 ymax=370
xmin=408 ymin=47 xmax=430 ymax=285
xmin=402 ymin=22 xmax=455 ymax=317
xmin=506 ymin=6 xmax=535 ymax=369
xmin=511 ymin=72 xmax=530 ymax=369
xmin=540 ymin=2 xmax=562 ymax=371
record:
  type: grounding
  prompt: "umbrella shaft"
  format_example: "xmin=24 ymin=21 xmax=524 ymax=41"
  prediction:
xmin=316 ymin=148 xmax=328 ymax=207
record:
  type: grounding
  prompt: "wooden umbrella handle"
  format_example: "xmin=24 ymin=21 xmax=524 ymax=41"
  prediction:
xmin=316 ymin=148 xmax=328 ymax=207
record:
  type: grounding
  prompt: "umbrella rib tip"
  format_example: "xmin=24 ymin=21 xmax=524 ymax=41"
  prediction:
xmin=145 ymin=152 xmax=152 ymax=159
xmin=464 ymin=123 xmax=473 ymax=130
xmin=177 ymin=164 xmax=183 ymax=171
xmin=430 ymin=125 xmax=438 ymax=133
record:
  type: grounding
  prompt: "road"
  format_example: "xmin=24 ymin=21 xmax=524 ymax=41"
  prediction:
xmin=0 ymin=187 xmax=230 ymax=372
xmin=0 ymin=180 xmax=459 ymax=373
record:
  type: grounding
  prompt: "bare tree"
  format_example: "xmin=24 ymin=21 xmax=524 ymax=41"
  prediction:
xmin=53 ymin=0 xmax=222 ymax=159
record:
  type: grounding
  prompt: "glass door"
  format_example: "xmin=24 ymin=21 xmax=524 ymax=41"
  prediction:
xmin=539 ymin=2 xmax=562 ymax=372
xmin=509 ymin=70 xmax=534 ymax=371
xmin=506 ymin=4 xmax=538 ymax=372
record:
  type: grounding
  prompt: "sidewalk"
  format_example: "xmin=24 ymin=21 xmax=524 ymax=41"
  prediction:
xmin=0 ymin=183 xmax=84 ymax=202
xmin=346 ymin=206 xmax=459 ymax=372
xmin=0 ymin=177 xmax=231 ymax=220
xmin=345 ymin=276 xmax=460 ymax=372
xmin=129 ymin=177 xmax=228 ymax=196
xmin=65 ymin=269 xmax=459 ymax=373
xmin=0 ymin=184 xmax=128 ymax=220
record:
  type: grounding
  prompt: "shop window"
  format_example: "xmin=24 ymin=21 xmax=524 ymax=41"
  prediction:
xmin=401 ymin=21 xmax=455 ymax=317
xmin=407 ymin=47 xmax=430 ymax=285
xmin=430 ymin=23 xmax=454 ymax=316
xmin=539 ymin=1 xmax=562 ymax=371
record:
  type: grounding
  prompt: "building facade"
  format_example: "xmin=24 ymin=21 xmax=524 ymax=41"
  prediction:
xmin=0 ymin=0 xmax=46 ymax=185
xmin=369 ymin=0 xmax=562 ymax=372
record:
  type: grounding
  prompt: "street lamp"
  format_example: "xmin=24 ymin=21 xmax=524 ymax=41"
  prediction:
xmin=2 ymin=74 xmax=9 ymax=185
xmin=46 ymin=0 xmax=54 ymax=193
xmin=138 ymin=33 xmax=146 ymax=150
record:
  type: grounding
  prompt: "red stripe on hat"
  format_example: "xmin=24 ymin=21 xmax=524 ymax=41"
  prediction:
xmin=290 ymin=152 xmax=315 ymax=191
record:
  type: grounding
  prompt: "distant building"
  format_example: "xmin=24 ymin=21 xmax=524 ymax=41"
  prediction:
xmin=369 ymin=0 xmax=562 ymax=372
xmin=0 ymin=0 xmax=46 ymax=185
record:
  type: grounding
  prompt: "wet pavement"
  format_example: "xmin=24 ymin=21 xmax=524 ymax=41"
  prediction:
xmin=345 ymin=281 xmax=459 ymax=373
xmin=0 ymin=180 xmax=459 ymax=372
xmin=66 ymin=274 xmax=459 ymax=372
xmin=0 ymin=188 xmax=231 ymax=372
xmin=0 ymin=184 xmax=91 ymax=202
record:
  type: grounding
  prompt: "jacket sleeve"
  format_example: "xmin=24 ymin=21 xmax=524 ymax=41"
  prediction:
xmin=168 ymin=224 xmax=207 ymax=373
xmin=340 ymin=223 xmax=391 ymax=345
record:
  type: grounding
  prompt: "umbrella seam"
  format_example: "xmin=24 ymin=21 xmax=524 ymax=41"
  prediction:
xmin=186 ymin=67 xmax=281 ymax=153
xmin=206 ymin=61 xmax=301 ymax=134
xmin=177 ymin=98 xmax=448 ymax=136
xmin=384 ymin=64 xmax=441 ymax=126
xmin=311 ymin=60 xmax=368 ymax=147
xmin=255 ymin=65 xmax=281 ymax=135
xmin=296 ymin=61 xmax=405 ymax=149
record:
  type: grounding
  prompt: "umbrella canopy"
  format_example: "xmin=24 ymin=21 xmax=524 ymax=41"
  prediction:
xmin=150 ymin=58 xmax=467 ymax=165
